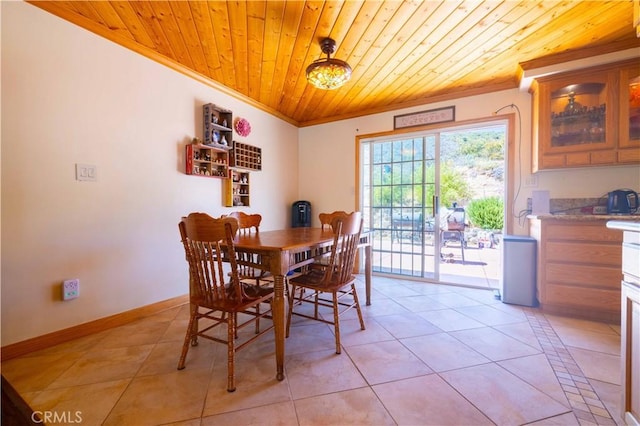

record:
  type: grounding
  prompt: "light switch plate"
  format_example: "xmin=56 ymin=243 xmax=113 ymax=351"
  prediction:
xmin=76 ymin=164 xmax=97 ymax=182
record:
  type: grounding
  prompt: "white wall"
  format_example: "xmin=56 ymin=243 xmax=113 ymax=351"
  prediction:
xmin=299 ymin=90 xmax=534 ymax=232
xmin=1 ymin=2 xmax=299 ymax=345
xmin=299 ymin=90 xmax=640 ymax=233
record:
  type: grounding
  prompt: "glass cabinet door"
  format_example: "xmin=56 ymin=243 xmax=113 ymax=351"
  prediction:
xmin=621 ymin=64 xmax=640 ymax=148
xmin=550 ymin=82 xmax=607 ymax=148
xmin=533 ymin=60 xmax=640 ymax=171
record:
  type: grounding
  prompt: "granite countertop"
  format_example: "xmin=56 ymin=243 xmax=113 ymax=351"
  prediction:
xmin=528 ymin=214 xmax=640 ymax=221
xmin=526 ymin=197 xmax=640 ymax=221
xmin=606 ymin=220 xmax=640 ymax=232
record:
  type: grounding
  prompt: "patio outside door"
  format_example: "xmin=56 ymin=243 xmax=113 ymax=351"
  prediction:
xmin=361 ymin=134 xmax=443 ymax=280
xmin=360 ymin=122 xmax=506 ymax=287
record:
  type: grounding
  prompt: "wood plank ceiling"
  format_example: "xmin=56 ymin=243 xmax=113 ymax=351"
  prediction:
xmin=29 ymin=1 xmax=639 ymax=127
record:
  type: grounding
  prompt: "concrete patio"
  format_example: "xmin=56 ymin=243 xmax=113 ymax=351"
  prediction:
xmin=369 ymin=231 xmax=501 ymax=290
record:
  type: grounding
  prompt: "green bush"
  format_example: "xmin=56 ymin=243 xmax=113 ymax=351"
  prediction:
xmin=467 ymin=196 xmax=504 ymax=230
xmin=425 ymin=161 xmax=472 ymax=208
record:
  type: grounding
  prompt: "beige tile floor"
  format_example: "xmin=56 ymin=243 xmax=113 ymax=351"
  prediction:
xmin=2 ymin=276 xmax=623 ymax=426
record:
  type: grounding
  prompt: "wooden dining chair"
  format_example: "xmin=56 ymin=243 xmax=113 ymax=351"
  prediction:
xmin=319 ymin=210 xmax=349 ymax=231
xmin=177 ymin=213 xmax=274 ymax=392
xmin=316 ymin=211 xmax=350 ymax=261
xmin=225 ymin=211 xmax=273 ymax=287
xmin=228 ymin=211 xmax=261 ymax=235
xmin=318 ymin=210 xmax=369 ymax=270
xmin=286 ymin=211 xmax=365 ymax=354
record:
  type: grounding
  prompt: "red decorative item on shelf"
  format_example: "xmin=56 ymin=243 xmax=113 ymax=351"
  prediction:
xmin=234 ymin=117 xmax=251 ymax=137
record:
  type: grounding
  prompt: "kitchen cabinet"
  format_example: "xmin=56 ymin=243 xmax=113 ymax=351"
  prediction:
xmin=606 ymin=221 xmax=640 ymax=426
xmin=621 ymin=272 xmax=640 ymax=426
xmin=531 ymin=58 xmax=640 ymax=171
xmin=529 ymin=217 xmax=623 ymax=322
xmin=620 ymin=63 xmax=640 ymax=151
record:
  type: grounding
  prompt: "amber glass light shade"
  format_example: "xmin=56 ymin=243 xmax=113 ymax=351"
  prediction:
xmin=306 ymin=38 xmax=352 ymax=90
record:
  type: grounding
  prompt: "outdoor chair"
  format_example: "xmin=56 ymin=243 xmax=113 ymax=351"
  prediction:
xmin=441 ymin=207 xmax=467 ymax=263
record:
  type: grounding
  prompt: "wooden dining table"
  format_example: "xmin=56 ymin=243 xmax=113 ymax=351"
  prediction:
xmin=232 ymin=227 xmax=372 ymax=381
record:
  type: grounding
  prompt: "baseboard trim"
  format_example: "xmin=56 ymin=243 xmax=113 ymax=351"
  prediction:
xmin=1 ymin=295 xmax=189 ymax=361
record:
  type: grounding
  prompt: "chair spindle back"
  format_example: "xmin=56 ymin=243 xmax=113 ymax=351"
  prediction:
xmin=181 ymin=213 xmax=242 ymax=303
xmin=324 ymin=212 xmax=363 ymax=284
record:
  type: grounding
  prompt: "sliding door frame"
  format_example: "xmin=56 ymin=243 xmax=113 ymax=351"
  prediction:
xmin=354 ymin=114 xmax=516 ymax=276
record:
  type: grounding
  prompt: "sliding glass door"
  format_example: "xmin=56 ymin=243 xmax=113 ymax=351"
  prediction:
xmin=361 ymin=133 xmax=442 ymax=279
xmin=360 ymin=121 xmax=507 ymax=286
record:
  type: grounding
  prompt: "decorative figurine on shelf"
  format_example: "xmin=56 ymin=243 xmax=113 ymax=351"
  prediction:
xmin=212 ymin=130 xmax=220 ymax=144
xmin=564 ymin=91 xmax=582 ymax=115
xmin=192 ymin=137 xmax=202 ymax=145
xmin=234 ymin=117 xmax=252 ymax=137
xmin=222 ymin=119 xmax=228 ymax=128
xmin=213 ymin=115 xmax=219 ymax=124
xmin=221 ymin=135 xmax=228 ymax=146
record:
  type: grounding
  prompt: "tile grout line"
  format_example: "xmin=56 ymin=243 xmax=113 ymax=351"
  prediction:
xmin=525 ymin=311 xmax=617 ymax=426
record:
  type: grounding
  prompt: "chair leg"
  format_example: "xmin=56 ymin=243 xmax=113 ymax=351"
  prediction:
xmin=332 ymin=291 xmax=341 ymax=354
xmin=227 ymin=313 xmax=236 ymax=392
xmin=255 ymin=302 xmax=261 ymax=334
xmin=189 ymin=303 xmax=199 ymax=346
xmin=314 ymin=291 xmax=320 ymax=319
xmin=351 ymin=284 xmax=366 ymax=331
xmin=286 ymin=284 xmax=296 ymax=338
xmin=177 ymin=313 xmax=197 ymax=370
xmin=234 ymin=313 xmax=239 ymax=339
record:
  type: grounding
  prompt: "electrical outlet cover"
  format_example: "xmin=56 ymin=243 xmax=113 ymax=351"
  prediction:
xmin=593 ymin=205 xmax=608 ymax=214
xmin=63 ymin=279 xmax=79 ymax=300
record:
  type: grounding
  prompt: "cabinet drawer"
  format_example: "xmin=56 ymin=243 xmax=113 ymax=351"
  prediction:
xmin=623 ymin=243 xmax=640 ymax=282
xmin=546 ymin=223 xmax=623 ymax=242
xmin=546 ymin=284 xmax=620 ymax=312
xmin=546 ymin=263 xmax=621 ymax=288
xmin=618 ymin=148 xmax=640 ymax=163
xmin=541 ymin=155 xmax=565 ymax=168
xmin=591 ymin=150 xmax=616 ymax=164
xmin=566 ymin=152 xmax=591 ymax=166
xmin=547 ymin=241 xmax=621 ymax=265
xmin=624 ymin=231 xmax=640 ymax=245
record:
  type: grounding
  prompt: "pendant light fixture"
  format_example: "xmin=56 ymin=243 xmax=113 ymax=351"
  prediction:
xmin=306 ymin=37 xmax=352 ymax=90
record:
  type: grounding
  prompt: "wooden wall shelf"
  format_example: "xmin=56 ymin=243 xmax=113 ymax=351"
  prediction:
xmin=231 ymin=141 xmax=262 ymax=171
xmin=186 ymin=143 xmax=230 ymax=178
